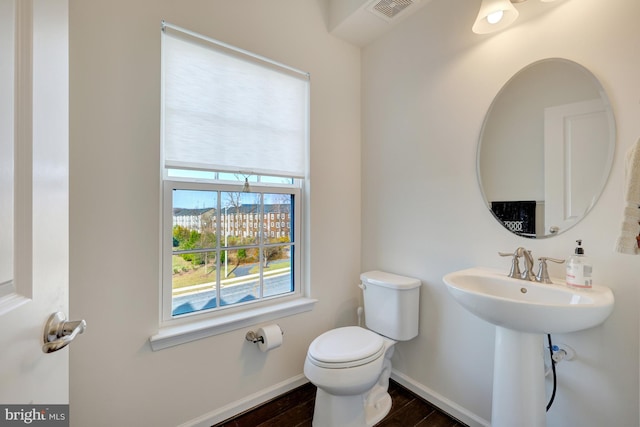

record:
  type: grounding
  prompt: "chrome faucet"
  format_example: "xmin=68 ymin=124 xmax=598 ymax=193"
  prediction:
xmin=520 ymin=248 xmax=535 ymax=281
xmin=499 ymin=247 xmax=523 ymax=279
xmin=535 ymin=256 xmax=565 ymax=284
xmin=498 ymin=247 xmax=535 ymax=281
xmin=499 ymin=248 xmax=564 ymax=283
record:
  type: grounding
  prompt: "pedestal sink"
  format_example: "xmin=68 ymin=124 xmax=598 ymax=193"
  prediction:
xmin=443 ymin=267 xmax=614 ymax=427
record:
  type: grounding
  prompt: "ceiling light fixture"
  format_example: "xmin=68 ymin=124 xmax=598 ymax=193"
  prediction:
xmin=472 ymin=0 xmax=519 ymax=34
xmin=486 ymin=10 xmax=504 ymax=24
xmin=473 ymin=0 xmax=559 ymax=35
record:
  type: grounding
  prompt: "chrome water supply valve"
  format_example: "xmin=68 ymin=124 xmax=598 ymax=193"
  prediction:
xmin=551 ymin=343 xmax=575 ymax=363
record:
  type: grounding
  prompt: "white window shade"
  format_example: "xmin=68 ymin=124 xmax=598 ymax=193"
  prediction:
xmin=161 ymin=23 xmax=310 ymax=178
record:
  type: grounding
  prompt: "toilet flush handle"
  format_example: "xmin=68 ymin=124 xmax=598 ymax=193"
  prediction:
xmin=358 ymin=282 xmax=366 ymax=290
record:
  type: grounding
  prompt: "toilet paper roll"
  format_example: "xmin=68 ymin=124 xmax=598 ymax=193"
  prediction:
xmin=257 ymin=324 xmax=283 ymax=352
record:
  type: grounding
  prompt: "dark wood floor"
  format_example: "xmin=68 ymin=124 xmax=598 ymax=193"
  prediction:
xmin=213 ymin=379 xmax=468 ymax=427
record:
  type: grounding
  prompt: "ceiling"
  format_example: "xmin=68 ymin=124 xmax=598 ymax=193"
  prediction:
xmin=325 ymin=0 xmax=434 ymax=47
xmin=323 ymin=0 xmax=569 ymax=47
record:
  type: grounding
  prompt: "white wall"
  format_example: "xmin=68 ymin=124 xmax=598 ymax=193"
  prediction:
xmin=362 ymin=0 xmax=640 ymax=426
xmin=69 ymin=1 xmax=361 ymax=426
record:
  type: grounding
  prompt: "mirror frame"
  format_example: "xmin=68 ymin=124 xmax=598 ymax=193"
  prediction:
xmin=477 ymin=58 xmax=616 ymax=238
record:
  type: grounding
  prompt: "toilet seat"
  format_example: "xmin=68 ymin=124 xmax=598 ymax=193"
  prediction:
xmin=307 ymin=326 xmax=385 ymax=369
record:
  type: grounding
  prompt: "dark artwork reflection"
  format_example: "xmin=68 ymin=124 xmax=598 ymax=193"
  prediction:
xmin=491 ymin=201 xmax=537 ymax=237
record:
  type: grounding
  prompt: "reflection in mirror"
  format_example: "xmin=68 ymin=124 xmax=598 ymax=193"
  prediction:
xmin=477 ymin=59 xmax=615 ymax=238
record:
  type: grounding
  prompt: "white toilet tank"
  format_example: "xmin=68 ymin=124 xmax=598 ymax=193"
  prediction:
xmin=360 ymin=270 xmax=421 ymax=341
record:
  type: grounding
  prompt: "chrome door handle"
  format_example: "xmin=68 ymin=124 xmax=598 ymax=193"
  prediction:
xmin=42 ymin=312 xmax=86 ymax=354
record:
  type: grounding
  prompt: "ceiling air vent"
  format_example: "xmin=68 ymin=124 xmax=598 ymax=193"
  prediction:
xmin=368 ymin=0 xmax=416 ymax=22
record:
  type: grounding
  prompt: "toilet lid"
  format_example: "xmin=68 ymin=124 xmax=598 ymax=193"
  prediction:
xmin=308 ymin=326 xmax=384 ymax=368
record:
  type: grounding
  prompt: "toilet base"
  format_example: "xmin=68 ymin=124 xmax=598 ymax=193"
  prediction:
xmin=365 ymin=384 xmax=392 ymax=426
xmin=311 ymin=386 xmax=392 ymax=427
xmin=309 ymin=338 xmax=396 ymax=427
xmin=312 ymin=388 xmax=367 ymax=427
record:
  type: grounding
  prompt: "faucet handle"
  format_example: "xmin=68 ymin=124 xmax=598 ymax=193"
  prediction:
xmin=498 ymin=251 xmax=521 ymax=279
xmin=535 ymin=257 xmax=565 ymax=284
xmin=498 ymin=250 xmax=520 ymax=257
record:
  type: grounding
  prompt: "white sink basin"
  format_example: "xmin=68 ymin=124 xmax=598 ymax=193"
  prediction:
xmin=444 ymin=267 xmax=615 ymax=426
xmin=443 ymin=267 xmax=614 ymax=334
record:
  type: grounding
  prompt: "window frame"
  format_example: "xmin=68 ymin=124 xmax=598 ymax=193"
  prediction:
xmin=161 ymin=176 xmax=303 ymax=322
xmin=151 ymin=175 xmax=314 ymax=351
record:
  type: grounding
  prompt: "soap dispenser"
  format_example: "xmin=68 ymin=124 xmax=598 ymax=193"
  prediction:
xmin=565 ymin=239 xmax=593 ymax=289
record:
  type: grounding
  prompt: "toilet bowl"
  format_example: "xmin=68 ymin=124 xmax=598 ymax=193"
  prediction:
xmin=304 ymin=326 xmax=396 ymax=427
xmin=304 ymin=270 xmax=421 ymax=427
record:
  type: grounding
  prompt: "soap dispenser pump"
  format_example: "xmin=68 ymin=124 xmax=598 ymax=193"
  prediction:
xmin=565 ymin=239 xmax=593 ymax=289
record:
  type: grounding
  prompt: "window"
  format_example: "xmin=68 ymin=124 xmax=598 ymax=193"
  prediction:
xmin=156 ymin=22 xmax=312 ymax=340
xmin=165 ymin=182 xmax=299 ymax=319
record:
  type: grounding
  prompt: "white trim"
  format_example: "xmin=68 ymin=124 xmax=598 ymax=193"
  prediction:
xmin=0 ymin=1 xmax=15 ymax=294
xmin=176 ymin=374 xmax=309 ymax=427
xmin=172 ymin=367 xmax=489 ymax=427
xmin=1 ymin=0 xmax=35 ymax=316
xmin=165 ymin=160 xmax=306 ymax=180
xmin=149 ymin=297 xmax=316 ymax=351
xmin=0 ymin=292 xmax=30 ymax=317
xmin=390 ymin=370 xmax=490 ymax=427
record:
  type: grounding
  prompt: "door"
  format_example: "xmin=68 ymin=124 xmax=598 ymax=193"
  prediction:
xmin=544 ymin=98 xmax=611 ymax=235
xmin=0 ymin=0 xmax=70 ymax=407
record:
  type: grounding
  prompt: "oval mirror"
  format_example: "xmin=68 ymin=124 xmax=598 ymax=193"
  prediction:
xmin=477 ymin=58 xmax=615 ymax=238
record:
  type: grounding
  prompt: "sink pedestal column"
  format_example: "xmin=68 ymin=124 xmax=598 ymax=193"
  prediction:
xmin=492 ymin=327 xmax=547 ymax=427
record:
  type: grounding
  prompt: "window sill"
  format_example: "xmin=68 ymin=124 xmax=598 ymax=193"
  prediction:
xmin=149 ymin=297 xmax=317 ymax=351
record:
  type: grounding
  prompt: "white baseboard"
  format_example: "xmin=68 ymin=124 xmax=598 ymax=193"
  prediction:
xmin=390 ymin=370 xmax=490 ymax=427
xmin=177 ymin=374 xmax=309 ymax=427
xmin=178 ymin=370 xmax=490 ymax=427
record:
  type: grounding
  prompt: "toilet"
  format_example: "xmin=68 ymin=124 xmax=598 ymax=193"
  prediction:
xmin=304 ymin=270 xmax=421 ymax=427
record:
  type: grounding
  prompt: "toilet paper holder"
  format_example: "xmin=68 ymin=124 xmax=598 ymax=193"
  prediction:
xmin=245 ymin=326 xmax=284 ymax=344
xmin=245 ymin=330 xmax=265 ymax=344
